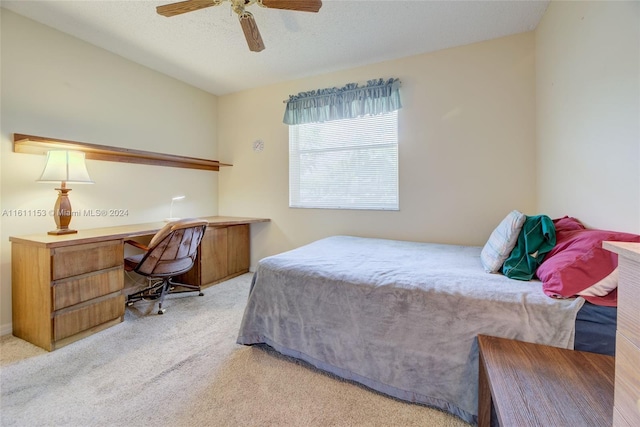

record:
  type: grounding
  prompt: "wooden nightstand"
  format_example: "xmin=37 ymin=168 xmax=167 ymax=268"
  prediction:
xmin=478 ymin=334 xmax=615 ymax=427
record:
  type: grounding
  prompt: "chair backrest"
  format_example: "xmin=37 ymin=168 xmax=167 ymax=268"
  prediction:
xmin=134 ymin=218 xmax=208 ymax=277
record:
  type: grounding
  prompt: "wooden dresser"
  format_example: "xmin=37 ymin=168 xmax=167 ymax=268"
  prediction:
xmin=604 ymin=241 xmax=640 ymax=426
xmin=10 ymin=216 xmax=268 ymax=351
xmin=12 ymin=239 xmax=125 ymax=351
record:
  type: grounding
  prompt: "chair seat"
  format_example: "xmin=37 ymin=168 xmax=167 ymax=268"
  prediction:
xmin=125 ymin=254 xmax=195 ymax=276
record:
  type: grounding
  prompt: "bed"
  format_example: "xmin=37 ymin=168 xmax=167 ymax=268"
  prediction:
xmin=236 ymin=235 xmax=619 ymax=424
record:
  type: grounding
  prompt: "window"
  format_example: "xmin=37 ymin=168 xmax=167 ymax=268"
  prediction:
xmin=289 ymin=111 xmax=398 ymax=210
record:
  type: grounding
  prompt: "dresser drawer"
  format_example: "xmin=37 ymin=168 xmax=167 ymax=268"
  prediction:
xmin=52 ymin=267 xmax=124 ymax=310
xmin=617 ymin=257 xmax=640 ymax=348
xmin=52 ymin=240 xmax=123 ymax=280
xmin=614 ymin=333 xmax=640 ymax=426
xmin=54 ymin=294 xmax=125 ymax=341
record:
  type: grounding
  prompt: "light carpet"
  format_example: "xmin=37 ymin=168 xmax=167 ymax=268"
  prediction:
xmin=0 ymin=273 xmax=470 ymax=427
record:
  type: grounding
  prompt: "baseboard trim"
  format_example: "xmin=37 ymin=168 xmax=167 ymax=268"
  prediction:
xmin=0 ymin=322 xmax=13 ymax=337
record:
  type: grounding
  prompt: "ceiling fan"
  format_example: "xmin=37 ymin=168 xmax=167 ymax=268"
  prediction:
xmin=156 ymin=0 xmax=323 ymax=52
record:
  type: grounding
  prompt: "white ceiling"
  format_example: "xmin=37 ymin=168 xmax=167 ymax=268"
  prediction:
xmin=1 ymin=0 xmax=549 ymax=96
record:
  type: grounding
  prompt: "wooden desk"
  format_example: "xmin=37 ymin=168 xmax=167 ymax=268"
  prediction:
xmin=478 ymin=334 xmax=615 ymax=427
xmin=10 ymin=216 xmax=269 ymax=351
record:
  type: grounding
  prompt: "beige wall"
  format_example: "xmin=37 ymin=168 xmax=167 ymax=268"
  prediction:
xmin=0 ymin=10 xmax=219 ymax=333
xmin=536 ymin=1 xmax=640 ymax=233
xmin=218 ymin=32 xmax=537 ymax=263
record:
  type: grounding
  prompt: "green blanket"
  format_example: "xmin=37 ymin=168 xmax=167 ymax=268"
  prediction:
xmin=502 ymin=215 xmax=556 ymax=280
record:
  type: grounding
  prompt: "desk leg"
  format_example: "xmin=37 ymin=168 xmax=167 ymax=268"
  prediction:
xmin=478 ymin=351 xmax=492 ymax=427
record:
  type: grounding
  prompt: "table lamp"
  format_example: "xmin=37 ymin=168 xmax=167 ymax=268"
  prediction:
xmin=38 ymin=150 xmax=94 ymax=235
xmin=165 ymin=195 xmax=185 ymax=222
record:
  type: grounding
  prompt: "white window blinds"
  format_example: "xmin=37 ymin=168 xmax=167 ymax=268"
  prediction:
xmin=289 ymin=111 xmax=399 ymax=210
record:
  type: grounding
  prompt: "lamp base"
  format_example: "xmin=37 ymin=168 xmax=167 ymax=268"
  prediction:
xmin=48 ymin=228 xmax=78 ymax=235
xmin=49 ymin=184 xmax=78 ymax=235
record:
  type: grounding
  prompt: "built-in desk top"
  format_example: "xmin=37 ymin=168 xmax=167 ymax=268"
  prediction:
xmin=9 ymin=216 xmax=270 ymax=248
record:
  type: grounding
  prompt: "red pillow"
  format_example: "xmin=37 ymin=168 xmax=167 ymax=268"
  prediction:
xmin=536 ymin=226 xmax=640 ymax=306
xmin=553 ymin=216 xmax=586 ymax=232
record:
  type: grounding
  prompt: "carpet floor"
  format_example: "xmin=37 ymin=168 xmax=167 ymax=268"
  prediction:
xmin=0 ymin=273 xmax=470 ymax=427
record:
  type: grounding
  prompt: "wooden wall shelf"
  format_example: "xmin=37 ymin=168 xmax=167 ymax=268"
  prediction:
xmin=13 ymin=133 xmax=231 ymax=171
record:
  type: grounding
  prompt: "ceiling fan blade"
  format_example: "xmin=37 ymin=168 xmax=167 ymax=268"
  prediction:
xmin=239 ymin=12 xmax=265 ymax=52
xmin=157 ymin=0 xmax=218 ymax=17
xmin=260 ymin=0 xmax=322 ymax=13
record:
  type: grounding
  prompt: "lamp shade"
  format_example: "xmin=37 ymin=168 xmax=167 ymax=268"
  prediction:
xmin=38 ymin=150 xmax=94 ymax=184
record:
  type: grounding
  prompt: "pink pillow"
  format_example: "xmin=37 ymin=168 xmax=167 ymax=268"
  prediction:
xmin=553 ymin=216 xmax=586 ymax=232
xmin=537 ymin=227 xmax=640 ymax=306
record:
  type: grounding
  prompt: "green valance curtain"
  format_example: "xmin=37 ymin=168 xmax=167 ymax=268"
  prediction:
xmin=283 ymin=78 xmax=402 ymax=125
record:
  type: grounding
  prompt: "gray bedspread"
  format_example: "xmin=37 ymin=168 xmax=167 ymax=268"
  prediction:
xmin=236 ymin=236 xmax=584 ymax=424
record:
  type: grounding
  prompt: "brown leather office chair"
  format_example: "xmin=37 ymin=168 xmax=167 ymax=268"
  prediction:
xmin=124 ymin=218 xmax=208 ymax=314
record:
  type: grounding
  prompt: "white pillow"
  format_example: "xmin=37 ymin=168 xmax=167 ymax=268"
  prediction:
xmin=481 ymin=210 xmax=526 ymax=273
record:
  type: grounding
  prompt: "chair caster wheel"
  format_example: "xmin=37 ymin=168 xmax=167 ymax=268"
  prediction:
xmin=158 ymin=309 xmax=166 ymax=315
xmin=198 ymin=292 xmax=204 ymax=296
